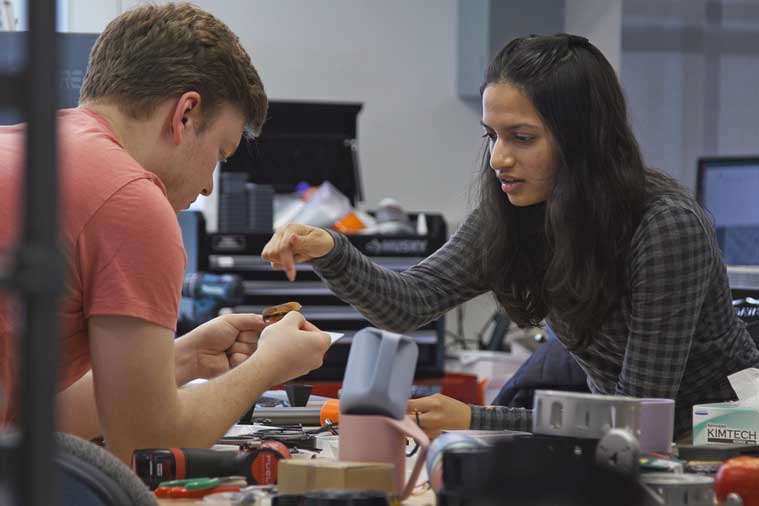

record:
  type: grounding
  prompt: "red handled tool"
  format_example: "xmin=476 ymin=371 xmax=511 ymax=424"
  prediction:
xmin=132 ymin=440 xmax=290 ymax=490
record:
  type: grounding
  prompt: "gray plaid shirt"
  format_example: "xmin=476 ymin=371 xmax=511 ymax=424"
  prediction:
xmin=312 ymin=191 xmax=759 ymax=438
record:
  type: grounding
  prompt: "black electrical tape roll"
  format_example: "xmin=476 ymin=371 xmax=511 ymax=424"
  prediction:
xmin=271 ymin=493 xmax=305 ymax=506
xmin=302 ymin=489 xmax=389 ymax=506
xmin=440 ymin=446 xmax=494 ymax=495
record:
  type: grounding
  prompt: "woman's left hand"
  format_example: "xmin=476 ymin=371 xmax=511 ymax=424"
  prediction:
xmin=407 ymin=393 xmax=472 ymax=439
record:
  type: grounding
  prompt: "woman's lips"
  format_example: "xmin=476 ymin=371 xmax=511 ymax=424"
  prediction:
xmin=499 ymin=177 xmax=524 ymax=193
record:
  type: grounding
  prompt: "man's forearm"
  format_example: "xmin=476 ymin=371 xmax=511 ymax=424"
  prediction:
xmin=57 ymin=340 xmax=199 ymax=441
xmin=173 ymin=335 xmax=198 ymax=386
xmin=106 ymin=352 xmax=272 ymax=463
xmin=173 ymin=353 xmax=272 ymax=445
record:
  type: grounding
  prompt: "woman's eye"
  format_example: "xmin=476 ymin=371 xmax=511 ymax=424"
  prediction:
xmin=514 ymin=134 xmax=534 ymax=143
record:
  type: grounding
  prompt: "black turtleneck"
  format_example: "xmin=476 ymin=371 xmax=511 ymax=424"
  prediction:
xmin=513 ymin=201 xmax=547 ymax=255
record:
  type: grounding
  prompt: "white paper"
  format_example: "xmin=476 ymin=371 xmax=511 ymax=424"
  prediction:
xmin=327 ymin=332 xmax=345 ymax=345
xmin=728 ymin=368 xmax=759 ymax=409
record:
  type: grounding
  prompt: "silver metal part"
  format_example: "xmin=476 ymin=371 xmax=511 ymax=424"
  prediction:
xmin=532 ymin=390 xmax=641 ymax=439
xmin=595 ymin=428 xmax=640 ymax=477
xmin=640 ymin=473 xmax=715 ymax=506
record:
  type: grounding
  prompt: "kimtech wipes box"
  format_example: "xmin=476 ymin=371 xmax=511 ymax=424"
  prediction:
xmin=693 ymin=403 xmax=759 ymax=445
xmin=693 ymin=368 xmax=759 ymax=445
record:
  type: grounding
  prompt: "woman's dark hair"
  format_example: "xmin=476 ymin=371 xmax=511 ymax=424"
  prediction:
xmin=477 ymin=33 xmax=664 ymax=350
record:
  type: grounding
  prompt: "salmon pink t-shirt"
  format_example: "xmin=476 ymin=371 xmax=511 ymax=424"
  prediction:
xmin=0 ymin=108 xmax=186 ymax=425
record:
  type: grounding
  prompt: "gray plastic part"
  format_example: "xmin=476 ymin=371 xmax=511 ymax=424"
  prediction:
xmin=339 ymin=327 xmax=419 ymax=420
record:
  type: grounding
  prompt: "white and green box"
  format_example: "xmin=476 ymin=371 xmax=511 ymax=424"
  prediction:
xmin=693 ymin=402 xmax=759 ymax=445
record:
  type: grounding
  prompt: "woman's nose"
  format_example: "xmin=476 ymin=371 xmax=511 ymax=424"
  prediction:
xmin=490 ymin=147 xmax=516 ymax=171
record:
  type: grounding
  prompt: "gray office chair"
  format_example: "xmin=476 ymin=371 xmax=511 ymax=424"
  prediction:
xmin=1 ymin=430 xmax=157 ymax=506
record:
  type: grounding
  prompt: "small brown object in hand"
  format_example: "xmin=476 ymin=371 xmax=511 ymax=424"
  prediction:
xmin=262 ymin=301 xmax=302 ymax=323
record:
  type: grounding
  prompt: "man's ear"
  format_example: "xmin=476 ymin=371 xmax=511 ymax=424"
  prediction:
xmin=170 ymin=91 xmax=202 ymax=145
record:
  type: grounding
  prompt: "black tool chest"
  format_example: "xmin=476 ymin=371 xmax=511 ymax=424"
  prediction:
xmin=208 ymin=101 xmax=448 ymax=380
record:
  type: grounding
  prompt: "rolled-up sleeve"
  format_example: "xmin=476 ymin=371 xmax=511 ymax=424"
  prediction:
xmin=470 ymin=405 xmax=532 ymax=432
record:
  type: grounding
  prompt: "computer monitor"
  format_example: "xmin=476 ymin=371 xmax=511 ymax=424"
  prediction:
xmin=727 ymin=266 xmax=759 ymax=346
xmin=0 ymin=32 xmax=98 ymax=124
xmin=697 ymin=156 xmax=759 ymax=265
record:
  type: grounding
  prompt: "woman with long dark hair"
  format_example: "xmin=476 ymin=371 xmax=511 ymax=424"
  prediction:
xmin=262 ymin=33 xmax=759 ymax=440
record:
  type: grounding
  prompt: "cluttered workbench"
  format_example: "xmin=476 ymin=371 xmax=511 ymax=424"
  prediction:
xmin=156 ymin=490 xmax=435 ymax=505
xmin=145 ymin=416 xmax=759 ymax=506
xmin=153 ymin=453 xmax=436 ymax=506
xmin=154 ymin=277 xmax=759 ymax=506
xmin=143 ymin=328 xmax=436 ymax=505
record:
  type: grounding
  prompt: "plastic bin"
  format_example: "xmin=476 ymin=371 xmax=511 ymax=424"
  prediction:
xmin=445 ymin=350 xmax=530 ymax=404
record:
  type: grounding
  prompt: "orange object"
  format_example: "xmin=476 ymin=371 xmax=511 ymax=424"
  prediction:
xmin=715 ymin=456 xmax=759 ymax=506
xmin=320 ymin=399 xmax=341 ymax=426
xmin=169 ymin=448 xmax=186 ymax=480
xmin=333 ymin=211 xmax=366 ymax=234
xmin=251 ymin=440 xmax=290 ymax=485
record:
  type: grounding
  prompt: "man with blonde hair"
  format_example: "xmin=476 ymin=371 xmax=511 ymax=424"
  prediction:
xmin=0 ymin=3 xmax=330 ymax=463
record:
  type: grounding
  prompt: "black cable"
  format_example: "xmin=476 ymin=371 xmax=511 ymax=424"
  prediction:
xmin=406 ymin=440 xmax=420 ymax=458
xmin=305 ymin=423 xmax=339 ymax=435
xmin=406 ymin=411 xmax=421 ymax=457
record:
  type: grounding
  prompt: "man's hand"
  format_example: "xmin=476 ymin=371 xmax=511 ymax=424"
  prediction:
xmin=88 ymin=311 xmax=330 ymax=464
xmin=407 ymin=394 xmax=472 ymax=439
xmin=253 ymin=311 xmax=332 ymax=387
xmin=176 ymin=313 xmax=265 ymax=382
xmin=261 ymin=223 xmax=335 ymax=281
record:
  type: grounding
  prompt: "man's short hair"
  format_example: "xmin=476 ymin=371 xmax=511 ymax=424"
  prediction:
xmin=80 ymin=2 xmax=267 ymax=135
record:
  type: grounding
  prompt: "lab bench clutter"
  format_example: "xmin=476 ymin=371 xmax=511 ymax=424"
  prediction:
xmin=132 ymin=327 xmax=759 ymax=506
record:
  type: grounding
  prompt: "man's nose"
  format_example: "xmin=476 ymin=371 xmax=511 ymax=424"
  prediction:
xmin=202 ymin=177 xmax=213 ymax=196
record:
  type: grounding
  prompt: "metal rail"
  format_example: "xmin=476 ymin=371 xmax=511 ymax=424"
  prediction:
xmin=0 ymin=1 xmax=62 ymax=505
